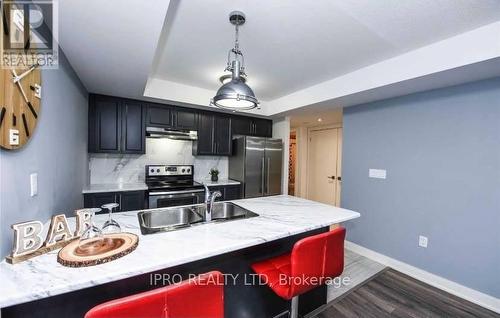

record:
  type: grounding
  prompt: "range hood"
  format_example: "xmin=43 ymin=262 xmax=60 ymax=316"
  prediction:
xmin=146 ymin=127 xmax=198 ymax=141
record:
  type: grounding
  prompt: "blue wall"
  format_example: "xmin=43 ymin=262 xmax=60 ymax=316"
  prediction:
xmin=342 ymin=77 xmax=500 ymax=297
xmin=0 ymin=51 xmax=88 ymax=258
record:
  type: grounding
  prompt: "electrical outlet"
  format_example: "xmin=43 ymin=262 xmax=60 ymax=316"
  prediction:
xmin=30 ymin=173 xmax=38 ymax=197
xmin=418 ymin=235 xmax=428 ymax=248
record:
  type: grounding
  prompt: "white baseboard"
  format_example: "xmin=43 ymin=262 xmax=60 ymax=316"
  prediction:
xmin=345 ymin=241 xmax=500 ymax=314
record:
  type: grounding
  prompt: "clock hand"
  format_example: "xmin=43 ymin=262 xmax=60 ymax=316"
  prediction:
xmin=12 ymin=63 xmax=39 ymax=84
xmin=11 ymin=70 xmax=30 ymax=103
xmin=11 ymin=70 xmax=39 ymax=119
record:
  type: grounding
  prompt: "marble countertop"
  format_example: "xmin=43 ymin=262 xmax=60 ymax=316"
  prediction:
xmin=82 ymin=182 xmax=148 ymax=194
xmin=0 ymin=195 xmax=360 ymax=308
xmin=195 ymin=178 xmax=241 ymax=186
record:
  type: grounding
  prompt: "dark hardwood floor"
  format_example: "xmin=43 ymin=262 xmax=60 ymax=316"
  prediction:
xmin=316 ymin=268 xmax=499 ymax=318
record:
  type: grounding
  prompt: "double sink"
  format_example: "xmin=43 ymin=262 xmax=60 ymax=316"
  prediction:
xmin=138 ymin=202 xmax=259 ymax=235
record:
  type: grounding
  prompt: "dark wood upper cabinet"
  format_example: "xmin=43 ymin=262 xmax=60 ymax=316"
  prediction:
xmin=231 ymin=116 xmax=252 ymax=136
xmin=89 ymin=95 xmax=121 ymax=153
xmin=89 ymin=95 xmax=145 ymax=154
xmin=231 ymin=115 xmax=272 ymax=137
xmin=193 ymin=113 xmax=232 ymax=156
xmin=214 ymin=115 xmax=232 ymax=155
xmin=122 ymin=101 xmax=146 ymax=154
xmin=193 ymin=112 xmax=215 ymax=155
xmin=173 ymin=108 xmax=197 ymax=130
xmin=252 ymin=118 xmax=273 ymax=137
xmin=147 ymin=104 xmax=198 ymax=131
xmin=147 ymin=105 xmax=172 ymax=128
xmin=89 ymin=94 xmax=271 ymax=156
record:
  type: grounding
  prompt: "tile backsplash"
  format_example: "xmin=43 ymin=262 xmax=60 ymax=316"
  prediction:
xmin=89 ymin=138 xmax=228 ymax=184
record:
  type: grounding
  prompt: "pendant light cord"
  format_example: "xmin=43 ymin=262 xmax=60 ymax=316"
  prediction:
xmin=226 ymin=22 xmax=245 ymax=75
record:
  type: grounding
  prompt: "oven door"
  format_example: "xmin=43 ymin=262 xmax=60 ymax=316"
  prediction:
xmin=148 ymin=189 xmax=205 ymax=209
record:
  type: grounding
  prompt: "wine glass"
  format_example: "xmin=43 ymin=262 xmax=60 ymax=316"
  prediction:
xmin=77 ymin=208 xmax=105 ymax=254
xmin=101 ymin=203 xmax=121 ymax=234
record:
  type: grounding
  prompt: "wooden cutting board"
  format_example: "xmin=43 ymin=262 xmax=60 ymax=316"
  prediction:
xmin=57 ymin=233 xmax=138 ymax=267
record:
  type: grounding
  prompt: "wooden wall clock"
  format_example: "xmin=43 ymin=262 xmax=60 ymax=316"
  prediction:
xmin=0 ymin=65 xmax=41 ymax=150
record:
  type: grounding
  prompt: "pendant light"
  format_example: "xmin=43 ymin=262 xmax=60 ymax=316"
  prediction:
xmin=212 ymin=11 xmax=259 ymax=111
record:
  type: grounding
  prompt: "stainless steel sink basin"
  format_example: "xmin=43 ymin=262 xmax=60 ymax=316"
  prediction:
xmin=138 ymin=202 xmax=258 ymax=235
xmin=138 ymin=207 xmax=203 ymax=234
xmin=198 ymin=202 xmax=260 ymax=221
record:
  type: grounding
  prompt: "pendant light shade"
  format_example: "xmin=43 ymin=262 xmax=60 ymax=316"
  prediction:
xmin=212 ymin=11 xmax=259 ymax=111
xmin=213 ymin=60 xmax=258 ymax=110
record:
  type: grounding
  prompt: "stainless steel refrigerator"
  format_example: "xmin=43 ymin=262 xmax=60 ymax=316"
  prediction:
xmin=229 ymin=136 xmax=283 ymax=198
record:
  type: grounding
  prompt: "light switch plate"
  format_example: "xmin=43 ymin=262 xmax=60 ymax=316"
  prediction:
xmin=30 ymin=173 xmax=38 ymax=196
xmin=369 ymin=169 xmax=386 ymax=179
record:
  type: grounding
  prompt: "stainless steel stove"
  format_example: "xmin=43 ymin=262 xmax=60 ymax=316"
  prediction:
xmin=145 ymin=165 xmax=205 ymax=209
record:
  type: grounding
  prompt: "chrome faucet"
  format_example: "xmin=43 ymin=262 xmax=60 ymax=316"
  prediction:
xmin=202 ymin=183 xmax=222 ymax=222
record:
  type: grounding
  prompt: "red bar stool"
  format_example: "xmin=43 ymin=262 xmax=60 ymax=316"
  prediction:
xmin=85 ymin=271 xmax=224 ymax=318
xmin=251 ymin=227 xmax=346 ymax=318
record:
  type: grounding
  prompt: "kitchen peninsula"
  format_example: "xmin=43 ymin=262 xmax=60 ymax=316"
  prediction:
xmin=0 ymin=195 xmax=360 ymax=317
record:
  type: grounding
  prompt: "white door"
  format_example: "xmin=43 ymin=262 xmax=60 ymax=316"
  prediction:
xmin=335 ymin=128 xmax=342 ymax=206
xmin=307 ymin=128 xmax=341 ymax=206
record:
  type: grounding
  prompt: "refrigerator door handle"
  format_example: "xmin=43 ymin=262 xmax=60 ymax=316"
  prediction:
xmin=260 ymin=157 xmax=266 ymax=195
xmin=266 ymin=157 xmax=271 ymax=195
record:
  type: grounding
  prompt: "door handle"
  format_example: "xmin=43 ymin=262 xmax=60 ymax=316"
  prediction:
xmin=327 ymin=176 xmax=336 ymax=180
xmin=266 ymin=157 xmax=271 ymax=195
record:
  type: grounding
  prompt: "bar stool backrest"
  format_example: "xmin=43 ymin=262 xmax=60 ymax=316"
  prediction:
xmin=289 ymin=227 xmax=346 ymax=298
xmin=85 ymin=271 xmax=224 ymax=318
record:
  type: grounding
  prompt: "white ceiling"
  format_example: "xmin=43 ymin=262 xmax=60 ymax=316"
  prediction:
xmin=58 ymin=1 xmax=500 ymax=116
xmin=58 ymin=0 xmax=171 ymax=99
xmin=290 ymin=108 xmax=343 ymax=128
xmin=152 ymin=0 xmax=500 ymax=101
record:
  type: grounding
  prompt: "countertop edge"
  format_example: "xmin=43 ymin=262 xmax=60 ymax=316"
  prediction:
xmin=81 ymin=180 xmax=241 ymax=194
xmin=82 ymin=183 xmax=148 ymax=194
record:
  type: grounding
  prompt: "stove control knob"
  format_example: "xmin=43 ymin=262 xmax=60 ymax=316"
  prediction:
xmin=187 ymin=168 xmax=191 ymax=173
xmin=150 ymin=169 xmax=154 ymax=173
xmin=156 ymin=169 xmax=160 ymax=173
xmin=182 ymin=168 xmax=186 ymax=173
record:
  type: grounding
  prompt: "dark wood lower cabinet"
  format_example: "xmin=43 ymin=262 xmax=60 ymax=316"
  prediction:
xmin=82 ymin=186 xmax=238 ymax=212
xmin=223 ymin=185 xmax=242 ymax=200
xmin=207 ymin=184 xmax=242 ymax=201
xmin=84 ymin=191 xmax=146 ymax=212
xmin=83 ymin=192 xmax=118 ymax=212
xmin=120 ymin=191 xmax=146 ymax=212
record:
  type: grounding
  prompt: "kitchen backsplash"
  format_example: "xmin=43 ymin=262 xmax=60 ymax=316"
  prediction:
xmin=88 ymin=138 xmax=228 ymax=184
